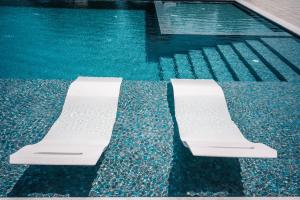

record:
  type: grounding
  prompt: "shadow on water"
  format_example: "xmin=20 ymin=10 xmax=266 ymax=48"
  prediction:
xmin=8 ymin=150 xmax=106 ymax=197
xmin=166 ymin=83 xmax=244 ymax=197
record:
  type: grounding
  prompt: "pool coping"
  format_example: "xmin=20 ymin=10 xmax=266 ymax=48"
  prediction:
xmin=235 ymin=0 xmax=300 ymax=36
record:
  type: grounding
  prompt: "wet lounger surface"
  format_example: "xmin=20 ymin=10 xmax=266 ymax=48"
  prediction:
xmin=171 ymin=79 xmax=277 ymax=158
xmin=9 ymin=77 xmax=122 ymax=166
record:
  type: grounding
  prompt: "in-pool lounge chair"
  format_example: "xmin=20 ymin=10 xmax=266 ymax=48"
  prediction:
xmin=10 ymin=77 xmax=122 ymax=165
xmin=171 ymin=79 xmax=277 ymax=158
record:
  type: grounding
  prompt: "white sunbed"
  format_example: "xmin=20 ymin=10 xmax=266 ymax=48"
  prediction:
xmin=171 ymin=79 xmax=277 ymax=158
xmin=10 ymin=77 xmax=122 ymax=166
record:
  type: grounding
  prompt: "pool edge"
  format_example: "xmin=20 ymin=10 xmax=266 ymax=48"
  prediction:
xmin=235 ymin=0 xmax=300 ymax=36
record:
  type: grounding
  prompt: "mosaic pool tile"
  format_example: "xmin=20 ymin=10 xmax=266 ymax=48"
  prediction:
xmin=261 ymin=38 xmax=300 ymax=72
xmin=0 ymin=80 xmax=299 ymax=197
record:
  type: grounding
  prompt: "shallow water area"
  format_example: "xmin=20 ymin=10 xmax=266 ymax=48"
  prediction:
xmin=0 ymin=79 xmax=299 ymax=197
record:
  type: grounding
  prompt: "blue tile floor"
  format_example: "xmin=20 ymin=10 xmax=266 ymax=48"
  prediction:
xmin=0 ymin=80 xmax=299 ymax=197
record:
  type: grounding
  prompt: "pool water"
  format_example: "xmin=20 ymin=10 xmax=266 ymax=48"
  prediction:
xmin=0 ymin=0 xmax=299 ymax=197
xmin=0 ymin=4 xmax=159 ymax=80
xmin=0 ymin=1 xmax=299 ymax=81
xmin=155 ymin=1 xmax=289 ymax=36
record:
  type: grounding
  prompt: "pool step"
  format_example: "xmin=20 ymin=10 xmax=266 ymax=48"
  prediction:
xmin=160 ymin=57 xmax=176 ymax=81
xmin=217 ymin=45 xmax=256 ymax=81
xmin=188 ymin=50 xmax=213 ymax=79
xmin=158 ymin=40 xmax=300 ymax=82
xmin=246 ymin=40 xmax=300 ymax=82
xmin=232 ymin=42 xmax=279 ymax=81
xmin=174 ymin=54 xmax=195 ymax=79
xmin=202 ymin=47 xmax=234 ymax=81
xmin=261 ymin=38 xmax=300 ymax=74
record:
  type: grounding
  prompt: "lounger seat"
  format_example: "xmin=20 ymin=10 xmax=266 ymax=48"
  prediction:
xmin=171 ymin=79 xmax=277 ymax=158
xmin=10 ymin=77 xmax=122 ymax=165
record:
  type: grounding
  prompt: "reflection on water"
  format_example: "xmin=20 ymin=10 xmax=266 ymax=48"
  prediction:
xmin=155 ymin=1 xmax=289 ymax=36
xmin=0 ymin=0 xmax=147 ymax=8
xmin=0 ymin=1 xmax=160 ymax=80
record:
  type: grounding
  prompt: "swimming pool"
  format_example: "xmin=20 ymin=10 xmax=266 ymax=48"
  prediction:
xmin=0 ymin=0 xmax=299 ymax=197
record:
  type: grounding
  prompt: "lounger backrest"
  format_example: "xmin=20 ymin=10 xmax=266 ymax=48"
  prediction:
xmin=171 ymin=79 xmax=232 ymax=122
xmin=171 ymin=79 xmax=225 ymax=97
xmin=41 ymin=77 xmax=122 ymax=145
xmin=67 ymin=77 xmax=122 ymax=97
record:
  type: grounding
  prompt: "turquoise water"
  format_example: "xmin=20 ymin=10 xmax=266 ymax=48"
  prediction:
xmin=155 ymin=2 xmax=289 ymax=36
xmin=0 ymin=5 xmax=159 ymax=80
xmin=0 ymin=1 xmax=299 ymax=81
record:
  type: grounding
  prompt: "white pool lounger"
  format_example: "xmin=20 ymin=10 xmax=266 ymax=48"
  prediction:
xmin=171 ymin=79 xmax=277 ymax=158
xmin=10 ymin=77 xmax=122 ymax=165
